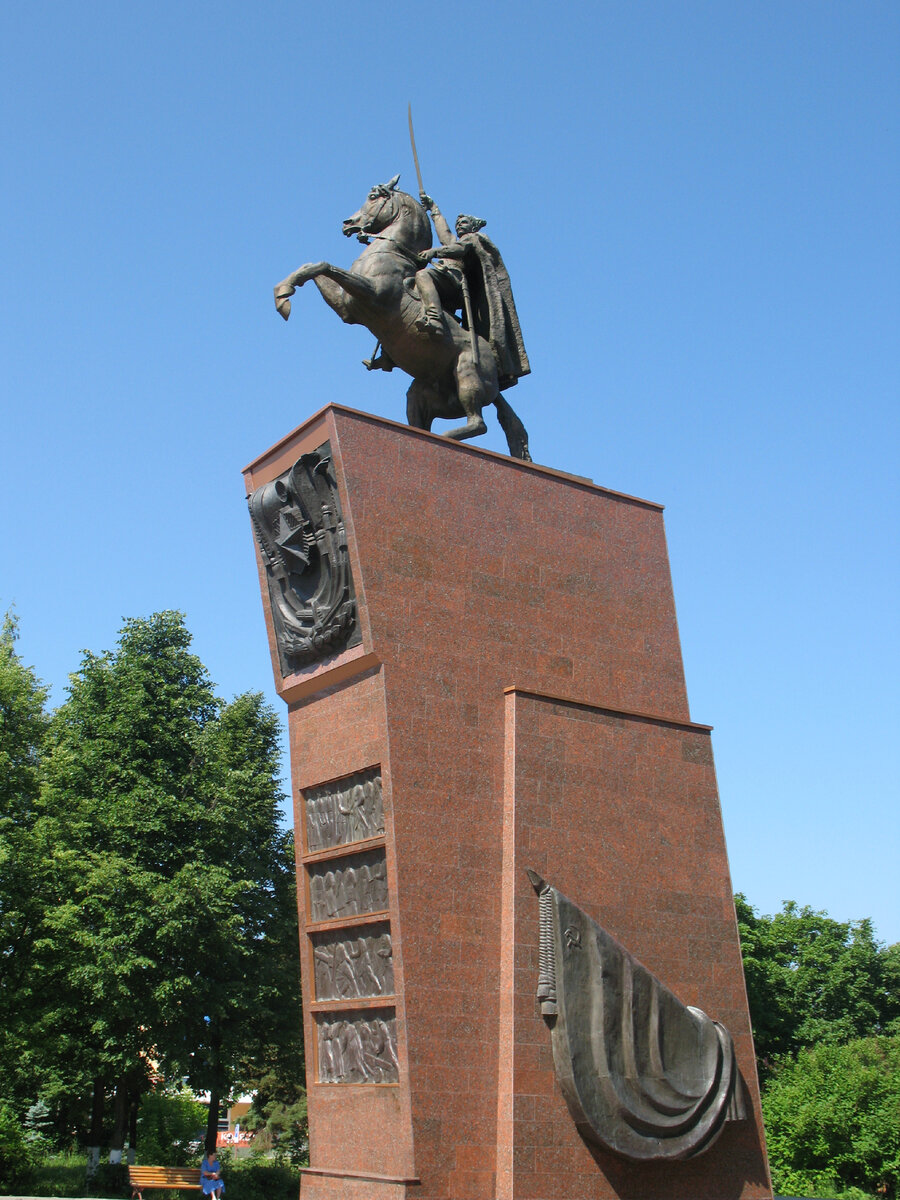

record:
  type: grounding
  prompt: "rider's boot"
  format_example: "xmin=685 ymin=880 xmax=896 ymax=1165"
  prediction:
xmin=362 ymin=352 xmax=395 ymax=372
xmin=415 ymin=305 xmax=444 ymax=337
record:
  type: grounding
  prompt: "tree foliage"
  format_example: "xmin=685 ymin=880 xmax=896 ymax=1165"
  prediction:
xmin=0 ymin=1101 xmax=43 ymax=1193
xmin=32 ymin=614 xmax=226 ymax=1137
xmin=0 ymin=612 xmax=303 ymax=1163
xmin=0 ymin=613 xmax=51 ymax=1111
xmin=763 ymin=1036 xmax=900 ymax=1199
xmin=735 ymin=895 xmax=900 ymax=1199
xmin=0 ymin=611 xmax=49 ymax=980
xmin=735 ymin=893 xmax=899 ymax=1070
xmin=135 ymin=1090 xmax=207 ymax=1166
xmin=0 ymin=612 xmax=49 ymax=818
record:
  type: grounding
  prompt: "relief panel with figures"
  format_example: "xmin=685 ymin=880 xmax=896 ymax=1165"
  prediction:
xmin=311 ymin=923 xmax=393 ymax=1002
xmin=304 ymin=768 xmax=384 ymax=851
xmin=307 ymin=848 xmax=388 ymax=922
xmin=316 ymin=1009 xmax=399 ymax=1084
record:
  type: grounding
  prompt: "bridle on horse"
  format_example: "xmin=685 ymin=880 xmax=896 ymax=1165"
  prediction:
xmin=355 ymin=190 xmax=432 ymax=370
xmin=355 ymin=194 xmax=425 ymax=269
xmin=355 ymin=188 xmax=397 ymax=242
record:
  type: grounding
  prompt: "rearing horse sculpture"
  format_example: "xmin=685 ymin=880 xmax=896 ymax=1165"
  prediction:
xmin=274 ymin=178 xmax=531 ymax=460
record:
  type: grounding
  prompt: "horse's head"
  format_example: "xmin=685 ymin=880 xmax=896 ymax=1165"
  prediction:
xmin=342 ymin=175 xmax=431 ymax=252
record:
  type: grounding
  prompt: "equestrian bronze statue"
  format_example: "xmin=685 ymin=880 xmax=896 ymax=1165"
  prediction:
xmin=273 ymin=176 xmax=532 ymax=460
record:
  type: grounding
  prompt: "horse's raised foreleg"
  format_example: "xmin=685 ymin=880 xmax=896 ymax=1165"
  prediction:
xmin=274 ymin=263 xmax=378 ymax=321
xmin=494 ymin=393 xmax=532 ymax=461
xmin=274 ymin=263 xmax=325 ymax=319
xmin=313 ymin=276 xmax=358 ymax=325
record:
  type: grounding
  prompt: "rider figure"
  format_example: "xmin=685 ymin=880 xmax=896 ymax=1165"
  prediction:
xmin=416 ymin=193 xmax=530 ymax=391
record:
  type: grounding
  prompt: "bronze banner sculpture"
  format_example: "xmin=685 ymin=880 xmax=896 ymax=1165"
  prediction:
xmin=527 ymin=870 xmax=746 ymax=1162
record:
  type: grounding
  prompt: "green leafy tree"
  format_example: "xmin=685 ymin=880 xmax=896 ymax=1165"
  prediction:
xmin=0 ymin=1101 xmax=41 ymax=1193
xmin=762 ymin=1035 xmax=900 ymax=1199
xmin=135 ymin=1090 xmax=206 ymax=1166
xmin=735 ymin=894 xmax=898 ymax=1070
xmin=0 ymin=613 xmax=51 ymax=1114
xmin=243 ymin=1089 xmax=308 ymax=1168
xmin=883 ymin=944 xmax=900 ymax=1037
xmin=0 ymin=612 xmax=48 ymax=819
xmin=155 ymin=692 xmax=302 ymax=1153
xmin=33 ymin=614 xmax=301 ymax=1165
xmin=0 ymin=612 xmax=49 ymax=1006
xmin=36 ymin=613 xmax=221 ymax=1165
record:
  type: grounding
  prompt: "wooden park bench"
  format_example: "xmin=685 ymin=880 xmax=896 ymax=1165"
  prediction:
xmin=128 ymin=1165 xmax=201 ymax=1199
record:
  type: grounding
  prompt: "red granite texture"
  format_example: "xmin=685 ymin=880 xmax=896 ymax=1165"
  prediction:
xmin=285 ymin=668 xmax=417 ymax=1186
xmin=300 ymin=1174 xmax=414 ymax=1200
xmin=498 ymin=689 xmax=771 ymax=1200
xmin=243 ymin=405 xmax=772 ymax=1200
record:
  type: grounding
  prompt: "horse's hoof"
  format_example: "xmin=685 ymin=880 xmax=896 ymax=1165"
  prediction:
xmin=444 ymin=417 xmax=488 ymax=443
xmin=274 ymin=285 xmax=293 ymax=320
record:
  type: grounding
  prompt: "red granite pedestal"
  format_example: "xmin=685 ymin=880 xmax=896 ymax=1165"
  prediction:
xmin=243 ymin=404 xmax=772 ymax=1200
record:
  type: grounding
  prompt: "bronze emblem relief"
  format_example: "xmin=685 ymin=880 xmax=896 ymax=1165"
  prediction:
xmin=248 ymin=442 xmax=360 ymax=675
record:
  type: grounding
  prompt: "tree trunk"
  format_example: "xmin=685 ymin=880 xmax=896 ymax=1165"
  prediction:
xmin=205 ymin=1087 xmax=220 ymax=1158
xmin=127 ymin=1092 xmax=139 ymax=1164
xmin=86 ymin=1077 xmax=105 ymax=1183
xmin=108 ymin=1076 xmax=129 ymax=1163
xmin=204 ymin=1026 xmax=225 ymax=1157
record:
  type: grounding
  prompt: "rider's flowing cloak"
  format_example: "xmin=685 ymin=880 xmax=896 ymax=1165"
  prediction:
xmin=459 ymin=232 xmax=531 ymax=391
xmin=531 ymin=873 xmax=746 ymax=1162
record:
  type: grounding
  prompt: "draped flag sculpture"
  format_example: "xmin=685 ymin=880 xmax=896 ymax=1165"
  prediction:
xmin=527 ymin=870 xmax=746 ymax=1162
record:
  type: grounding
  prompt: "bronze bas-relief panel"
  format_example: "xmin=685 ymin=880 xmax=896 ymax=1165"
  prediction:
xmin=316 ymin=1009 xmax=399 ymax=1084
xmin=304 ymin=768 xmax=384 ymax=852
xmin=312 ymin=923 xmax=393 ymax=1002
xmin=308 ymin=847 xmax=388 ymax=922
xmin=303 ymin=766 xmax=396 ymax=1086
xmin=248 ymin=441 xmax=360 ymax=675
xmin=528 ymin=870 xmax=745 ymax=1162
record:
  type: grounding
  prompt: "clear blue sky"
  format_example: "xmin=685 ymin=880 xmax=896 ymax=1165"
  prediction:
xmin=2 ymin=3 xmax=898 ymax=942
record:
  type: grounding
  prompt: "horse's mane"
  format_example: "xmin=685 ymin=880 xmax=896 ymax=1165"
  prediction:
xmin=392 ymin=190 xmax=432 ymax=253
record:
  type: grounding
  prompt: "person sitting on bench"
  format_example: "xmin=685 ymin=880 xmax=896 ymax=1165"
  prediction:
xmin=200 ymin=1149 xmax=224 ymax=1199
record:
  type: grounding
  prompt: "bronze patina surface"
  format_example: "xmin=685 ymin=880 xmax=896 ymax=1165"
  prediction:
xmin=274 ymin=177 xmax=531 ymax=460
xmin=528 ymin=870 xmax=746 ymax=1162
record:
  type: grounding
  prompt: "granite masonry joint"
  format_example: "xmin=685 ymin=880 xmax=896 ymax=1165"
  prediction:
xmin=503 ymin=684 xmax=714 ymax=733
